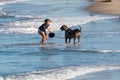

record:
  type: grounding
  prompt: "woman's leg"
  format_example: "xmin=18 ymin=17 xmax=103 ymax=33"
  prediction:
xmin=39 ymin=31 xmax=47 ymax=45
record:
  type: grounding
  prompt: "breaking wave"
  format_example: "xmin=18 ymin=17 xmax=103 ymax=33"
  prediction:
xmin=0 ymin=0 xmax=30 ymax=18
xmin=0 ymin=65 xmax=119 ymax=80
xmin=0 ymin=0 xmax=29 ymax=6
xmin=0 ymin=16 xmax=118 ymax=34
xmin=62 ymin=49 xmax=120 ymax=53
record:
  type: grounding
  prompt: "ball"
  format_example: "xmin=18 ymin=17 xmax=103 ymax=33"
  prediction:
xmin=48 ymin=33 xmax=55 ymax=38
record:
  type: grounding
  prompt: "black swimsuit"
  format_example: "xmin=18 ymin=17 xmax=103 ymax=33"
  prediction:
xmin=38 ymin=23 xmax=47 ymax=35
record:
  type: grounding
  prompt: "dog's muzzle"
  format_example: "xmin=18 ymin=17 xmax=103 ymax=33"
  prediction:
xmin=60 ymin=27 xmax=63 ymax=31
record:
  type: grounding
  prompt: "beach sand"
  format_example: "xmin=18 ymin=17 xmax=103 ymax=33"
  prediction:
xmin=86 ymin=0 xmax=120 ymax=15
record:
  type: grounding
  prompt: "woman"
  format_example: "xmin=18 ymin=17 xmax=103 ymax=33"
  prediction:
xmin=38 ymin=19 xmax=52 ymax=45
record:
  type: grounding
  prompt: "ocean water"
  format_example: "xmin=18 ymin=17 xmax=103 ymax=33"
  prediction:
xmin=0 ymin=0 xmax=120 ymax=80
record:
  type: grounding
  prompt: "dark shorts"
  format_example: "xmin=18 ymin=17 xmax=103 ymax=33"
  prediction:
xmin=38 ymin=29 xmax=46 ymax=35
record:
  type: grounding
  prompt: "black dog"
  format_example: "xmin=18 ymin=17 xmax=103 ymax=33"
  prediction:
xmin=60 ymin=25 xmax=81 ymax=44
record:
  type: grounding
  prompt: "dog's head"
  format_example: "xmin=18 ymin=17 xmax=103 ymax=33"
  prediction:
xmin=60 ymin=25 xmax=68 ymax=31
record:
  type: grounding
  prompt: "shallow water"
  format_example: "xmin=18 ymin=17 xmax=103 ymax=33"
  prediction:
xmin=71 ymin=69 xmax=120 ymax=80
xmin=0 ymin=0 xmax=120 ymax=80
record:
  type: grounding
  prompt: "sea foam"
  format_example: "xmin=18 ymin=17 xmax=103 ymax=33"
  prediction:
xmin=0 ymin=16 xmax=118 ymax=34
xmin=3 ymin=65 xmax=120 ymax=80
xmin=0 ymin=0 xmax=29 ymax=6
xmin=0 ymin=0 xmax=29 ymax=17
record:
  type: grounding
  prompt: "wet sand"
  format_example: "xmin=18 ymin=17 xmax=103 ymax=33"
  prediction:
xmin=86 ymin=0 xmax=120 ymax=15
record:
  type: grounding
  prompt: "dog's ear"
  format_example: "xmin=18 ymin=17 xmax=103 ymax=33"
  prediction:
xmin=62 ymin=25 xmax=68 ymax=28
xmin=61 ymin=25 xmax=65 ymax=27
xmin=60 ymin=25 xmax=68 ymax=31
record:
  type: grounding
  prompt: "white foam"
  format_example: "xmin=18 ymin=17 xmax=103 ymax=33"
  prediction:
xmin=75 ymin=49 xmax=120 ymax=53
xmin=4 ymin=65 xmax=120 ymax=80
xmin=0 ymin=0 xmax=29 ymax=6
xmin=0 ymin=77 xmax=4 ymax=80
xmin=1 ymin=16 xmax=118 ymax=34
xmin=0 ymin=0 xmax=30 ymax=18
xmin=97 ymin=50 xmax=120 ymax=53
xmin=0 ymin=0 xmax=29 ymax=15
xmin=15 ymin=15 xmax=46 ymax=19
xmin=5 ymin=28 xmax=37 ymax=34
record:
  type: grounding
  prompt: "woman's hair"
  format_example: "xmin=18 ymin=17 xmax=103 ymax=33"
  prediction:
xmin=44 ymin=19 xmax=51 ymax=23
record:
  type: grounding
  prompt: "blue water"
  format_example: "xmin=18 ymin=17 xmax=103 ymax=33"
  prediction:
xmin=0 ymin=0 xmax=120 ymax=80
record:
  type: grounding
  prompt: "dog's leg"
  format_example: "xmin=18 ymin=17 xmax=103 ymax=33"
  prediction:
xmin=78 ymin=35 xmax=80 ymax=44
xmin=65 ymin=32 xmax=68 ymax=43
xmin=65 ymin=37 xmax=67 ymax=43
xmin=69 ymin=38 xmax=71 ymax=43
xmin=74 ymin=37 xmax=76 ymax=44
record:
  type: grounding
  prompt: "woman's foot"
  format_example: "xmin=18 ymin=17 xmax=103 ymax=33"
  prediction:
xmin=40 ymin=42 xmax=44 ymax=45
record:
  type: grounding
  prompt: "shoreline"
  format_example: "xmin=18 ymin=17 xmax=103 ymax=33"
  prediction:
xmin=86 ymin=0 xmax=120 ymax=15
xmin=70 ymin=69 xmax=120 ymax=80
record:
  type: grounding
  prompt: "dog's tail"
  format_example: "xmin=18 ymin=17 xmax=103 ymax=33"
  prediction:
xmin=78 ymin=25 xmax=82 ymax=32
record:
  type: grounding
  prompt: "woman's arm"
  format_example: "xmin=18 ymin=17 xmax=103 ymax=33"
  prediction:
xmin=47 ymin=27 xmax=52 ymax=33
